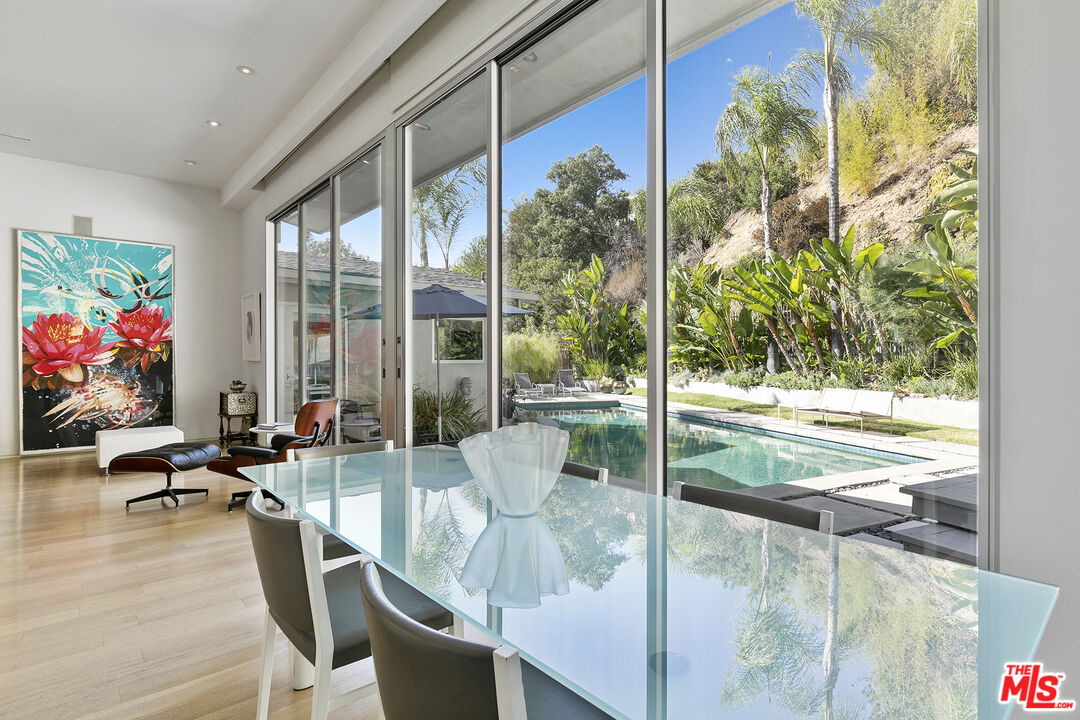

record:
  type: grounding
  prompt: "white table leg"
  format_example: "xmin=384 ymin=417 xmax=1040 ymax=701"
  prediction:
xmin=292 ymin=647 xmax=315 ymax=690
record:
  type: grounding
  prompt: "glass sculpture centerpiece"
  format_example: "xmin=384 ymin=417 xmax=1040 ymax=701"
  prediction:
xmin=458 ymin=423 xmax=571 ymax=607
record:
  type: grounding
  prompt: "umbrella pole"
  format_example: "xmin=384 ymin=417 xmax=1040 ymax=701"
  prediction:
xmin=436 ymin=315 xmax=442 ymax=443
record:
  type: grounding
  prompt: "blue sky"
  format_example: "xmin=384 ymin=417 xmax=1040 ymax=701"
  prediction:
xmin=340 ymin=1 xmax=876 ymax=267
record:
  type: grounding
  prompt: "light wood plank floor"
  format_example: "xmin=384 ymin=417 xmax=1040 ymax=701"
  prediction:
xmin=0 ymin=451 xmax=383 ymax=719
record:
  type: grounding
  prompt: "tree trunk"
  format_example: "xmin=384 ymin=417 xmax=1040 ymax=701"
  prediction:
xmin=803 ymin=314 xmax=826 ymax=369
xmin=760 ymin=160 xmax=773 ymax=260
xmin=763 ymin=317 xmax=800 ymax=376
xmin=822 ymin=535 xmax=840 ymax=720
xmin=829 ymin=299 xmax=845 ymax=356
xmin=776 ymin=311 xmax=810 ymax=375
xmin=824 ymin=71 xmax=841 ymax=245
xmin=418 ymin=227 xmax=430 ymax=267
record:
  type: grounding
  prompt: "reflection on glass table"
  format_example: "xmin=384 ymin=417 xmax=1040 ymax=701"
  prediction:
xmin=241 ymin=446 xmax=1057 ymax=720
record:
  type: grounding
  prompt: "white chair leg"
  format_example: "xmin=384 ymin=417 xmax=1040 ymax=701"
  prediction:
xmin=452 ymin=614 xmax=465 ymax=638
xmin=257 ymin=608 xmax=276 ymax=720
xmin=310 ymin=650 xmax=333 ymax=720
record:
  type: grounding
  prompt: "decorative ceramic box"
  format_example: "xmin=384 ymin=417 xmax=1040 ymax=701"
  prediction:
xmin=220 ymin=391 xmax=257 ymax=416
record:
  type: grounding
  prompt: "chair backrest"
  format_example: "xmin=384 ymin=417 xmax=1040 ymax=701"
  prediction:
xmin=562 ymin=460 xmax=609 ymax=485
xmin=359 ymin=561 xmax=509 ymax=720
xmin=245 ymin=490 xmax=324 ymax=663
xmin=294 ymin=397 xmax=340 ymax=442
xmin=853 ymin=390 xmax=893 ymax=417
xmin=820 ymin=388 xmax=857 ymax=413
xmin=672 ymin=482 xmax=833 ymax=533
xmin=557 ymin=369 xmax=577 ymax=387
xmin=513 ymin=373 xmax=533 ymax=390
xmin=288 ymin=439 xmax=394 ymax=462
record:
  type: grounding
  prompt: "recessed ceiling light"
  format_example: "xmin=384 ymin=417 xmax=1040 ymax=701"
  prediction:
xmin=184 ymin=160 xmax=198 ymax=166
xmin=206 ymin=120 xmax=221 ymax=128
xmin=522 ymin=52 xmax=538 ymax=63
xmin=236 ymin=65 xmax=255 ymax=75
xmin=361 ymin=159 xmax=370 ymax=165
xmin=413 ymin=122 xmax=431 ymax=131
xmin=508 ymin=65 xmax=519 ymax=72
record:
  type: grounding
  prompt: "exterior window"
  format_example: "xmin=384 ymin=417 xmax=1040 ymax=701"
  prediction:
xmin=435 ymin=319 xmax=484 ymax=362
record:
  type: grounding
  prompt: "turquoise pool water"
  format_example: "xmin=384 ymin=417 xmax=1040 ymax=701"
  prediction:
xmin=536 ymin=407 xmax=919 ymax=489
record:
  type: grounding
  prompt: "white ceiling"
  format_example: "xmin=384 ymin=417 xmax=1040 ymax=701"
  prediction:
xmin=0 ymin=0 xmax=385 ymax=190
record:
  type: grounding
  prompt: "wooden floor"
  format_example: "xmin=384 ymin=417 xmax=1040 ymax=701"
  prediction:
xmin=0 ymin=451 xmax=383 ymax=719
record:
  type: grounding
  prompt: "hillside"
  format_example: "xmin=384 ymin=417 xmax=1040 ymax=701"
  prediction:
xmin=702 ymin=123 xmax=978 ymax=268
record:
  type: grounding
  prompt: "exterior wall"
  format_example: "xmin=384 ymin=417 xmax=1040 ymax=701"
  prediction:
xmin=0 ymin=152 xmax=241 ymax=455
xmin=993 ymin=0 xmax=1080 ymax=699
xmin=636 ymin=378 xmax=979 ymax=429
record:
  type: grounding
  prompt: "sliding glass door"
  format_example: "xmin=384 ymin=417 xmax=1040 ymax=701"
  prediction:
xmin=272 ymin=145 xmax=387 ymax=446
xmin=404 ymin=73 xmax=490 ymax=446
xmin=500 ymin=0 xmax=647 ymax=486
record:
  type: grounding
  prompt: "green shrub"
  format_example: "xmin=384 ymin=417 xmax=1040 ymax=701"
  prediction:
xmin=503 ymin=331 xmax=561 ymax=384
xmin=839 ymin=100 xmax=879 ymax=196
xmin=581 ymin=358 xmax=610 ymax=381
xmin=830 ymin=356 xmax=871 ymax=388
xmin=722 ymin=368 xmax=766 ymax=389
xmin=412 ymin=387 xmax=485 ymax=441
xmin=946 ymin=350 xmax=979 ymax=397
xmin=881 ymin=351 xmax=929 ymax=387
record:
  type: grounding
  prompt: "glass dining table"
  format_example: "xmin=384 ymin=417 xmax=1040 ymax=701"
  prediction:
xmin=241 ymin=445 xmax=1057 ymax=720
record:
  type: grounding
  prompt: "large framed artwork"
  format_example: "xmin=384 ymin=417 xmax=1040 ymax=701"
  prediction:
xmin=17 ymin=230 xmax=175 ymax=454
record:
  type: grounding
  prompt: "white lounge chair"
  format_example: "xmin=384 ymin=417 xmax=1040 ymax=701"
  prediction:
xmin=792 ymin=388 xmax=894 ymax=434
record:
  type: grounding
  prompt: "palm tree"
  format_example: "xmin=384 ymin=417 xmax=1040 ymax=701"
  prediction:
xmin=412 ymin=159 xmax=486 ymax=268
xmin=716 ymin=65 xmax=818 ymax=260
xmin=788 ymin=0 xmax=890 ymax=245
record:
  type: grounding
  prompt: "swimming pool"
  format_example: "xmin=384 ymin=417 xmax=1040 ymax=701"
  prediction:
xmin=534 ymin=407 xmax=920 ymax=489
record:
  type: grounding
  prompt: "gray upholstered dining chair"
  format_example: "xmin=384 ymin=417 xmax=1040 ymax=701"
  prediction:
xmin=358 ymin=561 xmax=614 ymax=720
xmin=671 ymin=481 xmax=834 ymax=534
xmin=561 ymin=460 xmax=609 ymax=485
xmin=245 ymin=490 xmax=454 ymax=720
xmin=287 ymin=439 xmax=395 ymax=561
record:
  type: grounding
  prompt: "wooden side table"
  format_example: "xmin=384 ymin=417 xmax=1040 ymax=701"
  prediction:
xmin=219 ymin=391 xmax=257 ymax=447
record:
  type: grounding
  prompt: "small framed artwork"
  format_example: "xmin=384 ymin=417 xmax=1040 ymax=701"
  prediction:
xmin=241 ymin=292 xmax=262 ymax=362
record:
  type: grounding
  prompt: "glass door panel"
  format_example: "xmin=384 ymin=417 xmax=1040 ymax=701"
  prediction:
xmin=275 ymin=210 xmax=300 ymax=418
xmin=336 ymin=146 xmax=383 ymax=444
xmin=405 ymin=73 xmax=490 ymax=446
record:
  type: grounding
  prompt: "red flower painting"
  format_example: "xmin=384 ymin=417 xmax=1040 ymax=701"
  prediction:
xmin=109 ymin=306 xmax=173 ymax=372
xmin=21 ymin=312 xmax=116 ymax=389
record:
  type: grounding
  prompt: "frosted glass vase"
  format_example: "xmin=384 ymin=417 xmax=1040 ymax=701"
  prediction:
xmin=457 ymin=422 xmax=569 ymax=516
xmin=459 ymin=513 xmax=569 ymax=608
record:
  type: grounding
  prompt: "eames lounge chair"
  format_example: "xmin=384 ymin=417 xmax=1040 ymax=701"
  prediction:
xmin=208 ymin=397 xmax=338 ymax=511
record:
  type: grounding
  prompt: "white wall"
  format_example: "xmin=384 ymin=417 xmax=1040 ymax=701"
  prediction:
xmin=994 ymin=0 xmax=1080 ymax=698
xmin=0 ymin=153 xmax=242 ymax=455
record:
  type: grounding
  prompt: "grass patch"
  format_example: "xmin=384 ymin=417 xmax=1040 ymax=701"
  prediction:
xmin=627 ymin=388 xmax=976 ymax=446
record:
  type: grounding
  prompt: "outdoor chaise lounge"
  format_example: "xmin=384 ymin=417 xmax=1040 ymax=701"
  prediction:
xmin=557 ymin=368 xmax=587 ymax=396
xmin=789 ymin=388 xmax=894 ymax=434
xmin=513 ymin=372 xmax=543 ymax=396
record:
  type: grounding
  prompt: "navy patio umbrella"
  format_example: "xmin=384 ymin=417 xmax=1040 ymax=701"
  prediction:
xmin=350 ymin=284 xmax=531 ymax=441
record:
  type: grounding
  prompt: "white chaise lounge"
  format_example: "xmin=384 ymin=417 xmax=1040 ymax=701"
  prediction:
xmin=789 ymin=388 xmax=894 ymax=434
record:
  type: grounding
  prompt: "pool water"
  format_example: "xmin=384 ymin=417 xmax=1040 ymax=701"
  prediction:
xmin=535 ymin=407 xmax=918 ymax=489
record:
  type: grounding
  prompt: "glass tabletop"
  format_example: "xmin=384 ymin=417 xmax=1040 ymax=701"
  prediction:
xmin=242 ymin=446 xmax=1057 ymax=720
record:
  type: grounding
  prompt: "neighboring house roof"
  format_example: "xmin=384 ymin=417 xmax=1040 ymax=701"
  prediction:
xmin=276 ymin=251 xmax=536 ymax=301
